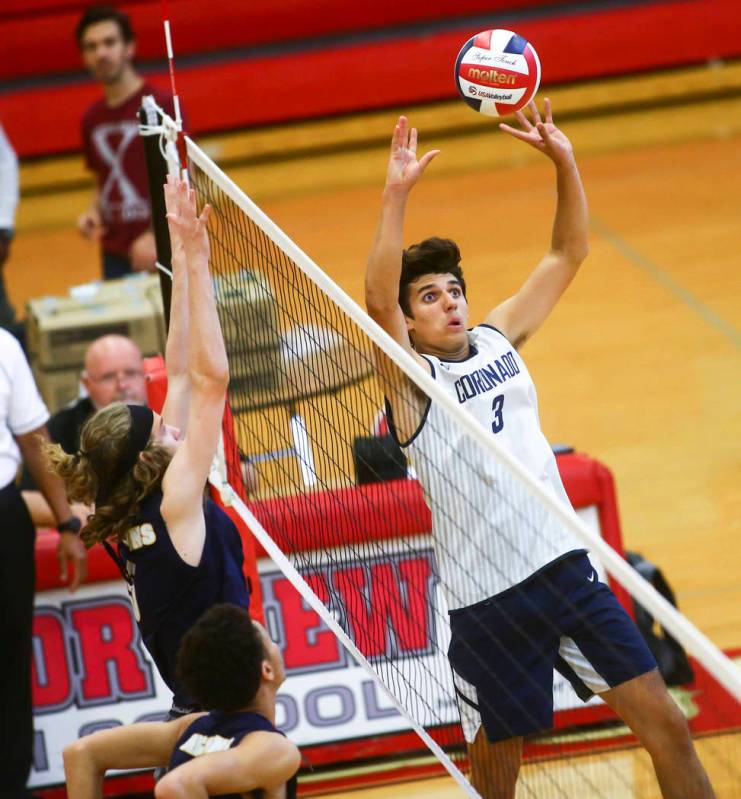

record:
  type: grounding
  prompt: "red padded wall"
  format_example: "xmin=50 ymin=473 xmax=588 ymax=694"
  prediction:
xmin=1 ymin=1 xmax=564 ymax=81
xmin=1 ymin=0 xmax=738 ymax=159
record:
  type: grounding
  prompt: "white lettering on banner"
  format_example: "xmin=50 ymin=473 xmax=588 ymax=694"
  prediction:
xmin=29 ymin=506 xmax=604 ymax=789
xmin=30 ymin=584 xmax=169 ymax=789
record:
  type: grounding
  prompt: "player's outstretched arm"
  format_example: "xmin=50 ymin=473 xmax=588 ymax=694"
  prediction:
xmin=365 ymin=116 xmax=439 ymax=355
xmin=160 ymin=174 xmax=192 ymax=433
xmin=160 ymin=178 xmax=228 ymax=565
xmin=63 ymin=715 xmax=199 ymax=798
xmin=365 ymin=118 xmax=438 ymax=441
xmin=487 ymin=98 xmax=589 ymax=348
xmin=154 ymin=731 xmax=300 ymax=799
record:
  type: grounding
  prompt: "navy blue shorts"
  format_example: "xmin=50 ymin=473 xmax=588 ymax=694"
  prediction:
xmin=447 ymin=553 xmax=657 ymax=743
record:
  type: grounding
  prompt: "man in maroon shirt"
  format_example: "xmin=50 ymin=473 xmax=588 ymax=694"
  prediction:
xmin=76 ymin=6 xmax=178 ymax=279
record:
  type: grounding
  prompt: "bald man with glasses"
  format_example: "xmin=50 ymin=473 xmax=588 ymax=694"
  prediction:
xmin=22 ymin=334 xmax=148 ymax=527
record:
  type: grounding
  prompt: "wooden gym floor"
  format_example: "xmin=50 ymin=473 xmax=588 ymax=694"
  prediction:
xmin=10 ymin=62 xmax=741 ymax=797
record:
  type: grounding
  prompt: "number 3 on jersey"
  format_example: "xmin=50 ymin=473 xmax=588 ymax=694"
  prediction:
xmin=491 ymin=394 xmax=505 ymax=433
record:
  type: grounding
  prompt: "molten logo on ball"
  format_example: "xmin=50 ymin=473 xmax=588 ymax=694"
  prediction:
xmin=466 ymin=68 xmax=517 ymax=86
xmin=454 ymin=28 xmax=541 ymax=117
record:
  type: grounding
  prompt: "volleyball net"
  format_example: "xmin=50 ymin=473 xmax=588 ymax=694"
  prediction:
xmin=183 ymin=133 xmax=740 ymax=798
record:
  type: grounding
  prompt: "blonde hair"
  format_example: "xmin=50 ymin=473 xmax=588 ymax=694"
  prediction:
xmin=45 ymin=403 xmax=172 ymax=547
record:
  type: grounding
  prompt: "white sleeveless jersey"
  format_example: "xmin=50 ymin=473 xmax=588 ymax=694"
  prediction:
xmin=398 ymin=325 xmax=584 ymax=609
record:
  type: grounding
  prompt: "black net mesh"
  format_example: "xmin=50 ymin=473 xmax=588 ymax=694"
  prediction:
xmin=186 ymin=140 xmax=740 ymax=799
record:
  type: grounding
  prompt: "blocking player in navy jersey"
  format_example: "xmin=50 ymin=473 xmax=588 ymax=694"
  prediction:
xmin=365 ymin=104 xmax=714 ymax=799
xmin=47 ymin=176 xmax=250 ymax=715
xmin=63 ymin=603 xmax=300 ymax=798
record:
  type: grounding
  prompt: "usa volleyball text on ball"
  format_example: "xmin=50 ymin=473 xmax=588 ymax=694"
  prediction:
xmin=472 ymin=89 xmax=514 ymax=101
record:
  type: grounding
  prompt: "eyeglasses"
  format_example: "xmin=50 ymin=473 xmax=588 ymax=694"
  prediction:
xmin=89 ymin=368 xmax=145 ymax=386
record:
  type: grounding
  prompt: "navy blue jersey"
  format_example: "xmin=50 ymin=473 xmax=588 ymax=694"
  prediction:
xmin=118 ymin=490 xmax=250 ymax=708
xmin=169 ymin=711 xmax=298 ymax=799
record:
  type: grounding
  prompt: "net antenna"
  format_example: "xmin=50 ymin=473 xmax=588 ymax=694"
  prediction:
xmin=183 ymin=126 xmax=740 ymax=797
xmin=160 ymin=0 xmax=184 ymax=136
xmin=137 ymin=1 xmax=184 ymax=320
xmin=139 ymin=0 xmax=186 ymax=187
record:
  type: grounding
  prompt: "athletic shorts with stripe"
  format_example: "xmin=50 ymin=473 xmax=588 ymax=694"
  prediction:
xmin=447 ymin=552 xmax=657 ymax=743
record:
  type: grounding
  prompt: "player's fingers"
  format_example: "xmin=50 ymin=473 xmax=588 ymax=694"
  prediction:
xmin=58 ymin=548 xmax=68 ymax=582
xmin=499 ymin=123 xmax=533 ymax=143
xmin=514 ymin=110 xmax=532 ymax=131
xmin=199 ymin=204 xmax=212 ymax=225
xmin=400 ymin=116 xmax=411 ymax=150
xmin=68 ymin=564 xmax=81 ymax=592
xmin=544 ymin=97 xmax=553 ymax=125
xmin=392 ymin=123 xmax=407 ymax=155
xmin=395 ymin=116 xmax=408 ymax=149
xmin=409 ymin=128 xmax=418 ymax=153
xmin=71 ymin=552 xmax=87 ymax=592
xmin=528 ymin=99 xmax=542 ymax=126
xmin=391 ymin=123 xmax=402 ymax=151
xmin=536 ymin=121 xmax=551 ymax=141
xmin=418 ymin=149 xmax=440 ymax=172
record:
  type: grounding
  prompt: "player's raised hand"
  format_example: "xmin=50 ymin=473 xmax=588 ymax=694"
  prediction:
xmin=164 ymin=174 xmax=211 ymax=258
xmin=385 ymin=116 xmax=440 ymax=194
xmin=499 ymin=98 xmax=575 ymax=167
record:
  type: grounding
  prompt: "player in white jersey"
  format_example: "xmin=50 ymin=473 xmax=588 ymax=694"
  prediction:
xmin=364 ymin=102 xmax=714 ymax=799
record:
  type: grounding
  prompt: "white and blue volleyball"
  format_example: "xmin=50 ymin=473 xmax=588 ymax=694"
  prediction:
xmin=455 ymin=29 xmax=541 ymax=117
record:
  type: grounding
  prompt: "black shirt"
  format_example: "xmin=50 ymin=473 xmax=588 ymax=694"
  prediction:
xmin=47 ymin=396 xmax=95 ymax=455
xmin=19 ymin=397 xmax=95 ymax=490
xmin=118 ymin=490 xmax=250 ymax=708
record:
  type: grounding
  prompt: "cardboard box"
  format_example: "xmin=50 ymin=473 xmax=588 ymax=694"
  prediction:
xmin=26 ymin=271 xmax=278 ymax=388
xmin=67 ymin=273 xmax=163 ymax=305
xmin=214 ymin=270 xmax=280 ymax=352
xmin=213 ymin=270 xmax=281 ymax=387
xmin=26 ymin=278 xmax=165 ymax=370
xmin=33 ymin=367 xmax=83 ymax=414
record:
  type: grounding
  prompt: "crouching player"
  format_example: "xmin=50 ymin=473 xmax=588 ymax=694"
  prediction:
xmin=63 ymin=604 xmax=300 ymax=799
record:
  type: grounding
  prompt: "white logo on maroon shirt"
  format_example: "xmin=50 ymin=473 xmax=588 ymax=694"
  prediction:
xmin=92 ymin=121 xmax=149 ymax=222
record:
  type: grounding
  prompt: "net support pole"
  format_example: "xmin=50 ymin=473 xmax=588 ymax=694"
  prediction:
xmin=140 ymin=98 xmax=173 ymax=328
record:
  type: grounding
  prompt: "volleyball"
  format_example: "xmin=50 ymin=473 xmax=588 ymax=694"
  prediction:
xmin=454 ymin=29 xmax=541 ymax=117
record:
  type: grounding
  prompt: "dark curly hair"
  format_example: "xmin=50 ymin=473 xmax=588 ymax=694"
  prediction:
xmin=76 ymin=5 xmax=134 ymax=45
xmin=177 ymin=604 xmax=265 ymax=712
xmin=399 ymin=237 xmax=466 ymax=317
